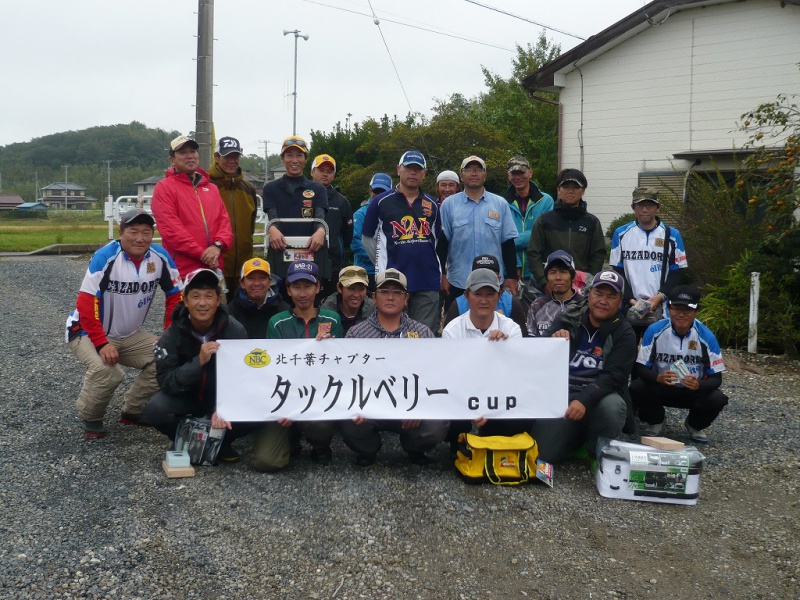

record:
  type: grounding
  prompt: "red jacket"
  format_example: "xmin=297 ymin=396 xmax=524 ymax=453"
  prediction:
xmin=151 ymin=167 xmax=234 ymax=277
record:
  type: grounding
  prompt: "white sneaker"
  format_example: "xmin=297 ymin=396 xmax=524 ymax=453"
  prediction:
xmin=642 ymin=421 xmax=663 ymax=436
xmin=685 ymin=421 xmax=709 ymax=444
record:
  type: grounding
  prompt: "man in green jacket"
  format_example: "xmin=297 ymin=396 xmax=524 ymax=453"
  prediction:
xmin=208 ymin=136 xmax=258 ymax=301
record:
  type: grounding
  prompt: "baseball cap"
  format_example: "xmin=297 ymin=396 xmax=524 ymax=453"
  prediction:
xmin=436 ymin=170 xmax=459 ymax=184
xmin=312 ymin=154 xmax=336 ymax=171
xmin=338 ymin=265 xmax=369 ymax=288
xmin=376 ymin=268 xmax=408 ymax=290
xmin=471 ymin=254 xmax=500 ymax=274
xmin=466 ymin=268 xmax=501 ymax=293
xmin=184 ymin=268 xmax=221 ymax=292
xmin=669 ymin=285 xmax=700 ymax=309
xmin=398 ymin=150 xmax=426 ymax=169
xmin=591 ymin=270 xmax=624 ymax=294
xmin=280 ymin=135 xmax=309 ymax=155
xmin=557 ymin=168 xmax=588 ymax=189
xmin=216 ymin=137 xmax=243 ymax=156
xmin=170 ymin=135 xmax=199 ymax=153
xmin=119 ymin=208 xmax=155 ymax=230
xmin=460 ymin=155 xmax=487 ymax=172
xmin=240 ymin=257 xmax=270 ymax=279
xmin=369 ymin=172 xmax=392 ymax=192
xmin=507 ymin=156 xmax=531 ymax=173
xmin=632 ymin=186 xmax=660 ymax=205
xmin=544 ymin=250 xmax=576 ymax=276
xmin=286 ymin=260 xmax=319 ymax=284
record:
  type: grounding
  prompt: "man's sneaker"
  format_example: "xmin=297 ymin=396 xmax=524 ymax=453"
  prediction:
xmin=408 ymin=452 xmax=430 ymax=466
xmin=642 ymin=421 xmax=664 ymax=437
xmin=355 ymin=453 xmax=376 ymax=467
xmin=217 ymin=445 xmax=241 ymax=463
xmin=119 ymin=412 xmax=145 ymax=426
xmin=83 ymin=420 xmax=106 ymax=439
xmin=310 ymin=448 xmax=332 ymax=465
xmin=685 ymin=420 xmax=709 ymax=444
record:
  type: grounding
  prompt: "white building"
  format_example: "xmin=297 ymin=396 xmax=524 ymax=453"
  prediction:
xmin=522 ymin=0 xmax=800 ymax=228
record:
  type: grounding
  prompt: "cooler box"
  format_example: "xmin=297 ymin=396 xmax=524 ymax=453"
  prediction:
xmin=596 ymin=439 xmax=705 ymax=505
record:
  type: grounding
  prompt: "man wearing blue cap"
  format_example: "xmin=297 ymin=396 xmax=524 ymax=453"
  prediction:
xmin=361 ymin=151 xmax=443 ymax=333
xmin=263 ymin=260 xmax=343 ymax=468
xmin=351 ymin=172 xmax=392 ymax=290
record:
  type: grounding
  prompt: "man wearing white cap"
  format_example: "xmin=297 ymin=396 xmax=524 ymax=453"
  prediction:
xmin=361 ymin=150 xmax=443 ymax=333
xmin=434 ymin=170 xmax=460 ymax=206
xmin=151 ymin=135 xmax=234 ymax=279
xmin=438 ymin=155 xmax=519 ymax=309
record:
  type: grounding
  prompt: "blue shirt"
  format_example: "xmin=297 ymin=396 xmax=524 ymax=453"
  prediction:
xmin=351 ymin=201 xmax=374 ymax=275
xmin=440 ymin=190 xmax=518 ymax=289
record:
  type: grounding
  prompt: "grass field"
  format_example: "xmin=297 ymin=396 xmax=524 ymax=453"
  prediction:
xmin=0 ymin=211 xmax=113 ymax=252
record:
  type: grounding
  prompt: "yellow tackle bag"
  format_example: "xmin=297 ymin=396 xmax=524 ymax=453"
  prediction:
xmin=454 ymin=432 xmax=539 ymax=485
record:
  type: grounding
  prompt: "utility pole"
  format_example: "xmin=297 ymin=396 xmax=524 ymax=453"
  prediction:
xmin=33 ymin=172 xmax=40 ymax=203
xmin=63 ymin=165 xmax=69 ymax=210
xmin=260 ymin=140 xmax=270 ymax=181
xmin=105 ymin=160 xmax=113 ymax=200
xmin=283 ymin=29 xmax=309 ymax=135
xmin=195 ymin=0 xmax=214 ymax=168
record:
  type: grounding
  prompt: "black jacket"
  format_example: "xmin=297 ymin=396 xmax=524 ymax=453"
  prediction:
xmin=154 ymin=303 xmax=247 ymax=415
xmin=227 ymin=279 xmax=290 ymax=339
xmin=323 ymin=185 xmax=354 ymax=272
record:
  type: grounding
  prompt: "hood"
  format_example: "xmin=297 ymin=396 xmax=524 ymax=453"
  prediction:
xmin=207 ymin=161 xmax=243 ymax=184
xmin=553 ymin=198 xmax=588 ymax=218
xmin=164 ymin=167 xmax=211 ymax=187
xmin=504 ymin=180 xmax=545 ymax=203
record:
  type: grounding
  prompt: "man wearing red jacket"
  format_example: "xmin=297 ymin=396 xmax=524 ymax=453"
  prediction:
xmin=151 ymin=135 xmax=234 ymax=280
xmin=65 ymin=209 xmax=183 ymax=438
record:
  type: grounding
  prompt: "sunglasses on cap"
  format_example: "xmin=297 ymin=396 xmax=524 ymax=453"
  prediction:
xmin=282 ymin=138 xmax=308 ymax=149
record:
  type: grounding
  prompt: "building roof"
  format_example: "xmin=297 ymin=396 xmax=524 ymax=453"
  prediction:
xmin=41 ymin=182 xmax=87 ymax=191
xmin=522 ymin=0 xmax=800 ymax=92
xmin=0 ymin=194 xmax=25 ymax=207
xmin=17 ymin=202 xmax=48 ymax=209
xmin=134 ymin=175 xmax=164 ymax=185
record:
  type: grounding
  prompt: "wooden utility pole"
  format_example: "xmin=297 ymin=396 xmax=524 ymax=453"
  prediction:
xmin=196 ymin=0 xmax=214 ymax=168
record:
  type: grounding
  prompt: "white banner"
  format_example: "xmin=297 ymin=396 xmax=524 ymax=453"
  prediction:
xmin=216 ymin=338 xmax=568 ymax=422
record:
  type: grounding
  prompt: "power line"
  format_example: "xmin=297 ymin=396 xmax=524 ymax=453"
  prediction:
xmin=462 ymin=0 xmax=586 ymax=41
xmin=300 ymin=0 xmax=514 ymax=52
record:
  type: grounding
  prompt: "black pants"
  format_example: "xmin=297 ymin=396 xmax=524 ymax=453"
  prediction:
xmin=630 ymin=379 xmax=729 ymax=431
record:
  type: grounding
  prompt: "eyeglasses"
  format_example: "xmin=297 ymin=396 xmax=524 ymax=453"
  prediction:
xmin=376 ymin=288 xmax=406 ymax=298
xmin=462 ymin=167 xmax=485 ymax=174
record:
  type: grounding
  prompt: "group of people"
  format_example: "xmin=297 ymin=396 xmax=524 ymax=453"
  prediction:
xmin=65 ymin=133 xmax=729 ymax=472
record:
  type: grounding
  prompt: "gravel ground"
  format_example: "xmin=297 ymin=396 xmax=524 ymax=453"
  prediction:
xmin=1 ymin=255 xmax=797 ymax=600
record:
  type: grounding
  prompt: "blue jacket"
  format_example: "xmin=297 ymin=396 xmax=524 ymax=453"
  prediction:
xmin=504 ymin=182 xmax=554 ymax=278
xmin=351 ymin=200 xmax=374 ymax=275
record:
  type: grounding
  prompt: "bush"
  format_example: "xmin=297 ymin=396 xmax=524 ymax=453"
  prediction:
xmin=605 ymin=212 xmax=636 ymax=238
xmin=0 ymin=210 xmax=48 ymax=220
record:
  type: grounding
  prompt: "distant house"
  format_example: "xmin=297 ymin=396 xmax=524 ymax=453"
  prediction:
xmin=522 ymin=0 xmax=800 ymax=228
xmin=0 ymin=194 xmax=25 ymax=211
xmin=268 ymin=164 xmax=286 ymax=181
xmin=40 ymin=182 xmax=97 ymax=210
xmin=133 ymin=175 xmax=163 ymax=198
xmin=16 ymin=202 xmax=49 ymax=211
xmin=243 ymin=171 xmax=266 ymax=191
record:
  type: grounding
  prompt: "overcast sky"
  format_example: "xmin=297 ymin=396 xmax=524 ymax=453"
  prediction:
xmin=1 ymin=0 xmax=646 ymax=156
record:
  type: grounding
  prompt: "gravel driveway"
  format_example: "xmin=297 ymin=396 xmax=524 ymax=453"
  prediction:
xmin=1 ymin=256 xmax=797 ymax=599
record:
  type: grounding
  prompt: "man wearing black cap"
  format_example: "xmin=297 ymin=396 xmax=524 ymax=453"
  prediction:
xmin=610 ymin=186 xmax=689 ymax=338
xmin=151 ymin=135 xmax=234 ymax=280
xmin=66 ymin=208 xmax=183 ymax=438
xmin=527 ymin=168 xmax=605 ymax=293
xmin=526 ymin=250 xmax=585 ymax=337
xmin=207 ymin=136 xmax=258 ymax=301
xmin=531 ymin=270 xmax=636 ymax=464
xmin=630 ymin=285 xmax=728 ymax=444
xmin=442 ymin=254 xmax=528 ymax=335
xmin=141 ymin=269 xmax=252 ymax=462
xmin=503 ymin=156 xmax=554 ymax=280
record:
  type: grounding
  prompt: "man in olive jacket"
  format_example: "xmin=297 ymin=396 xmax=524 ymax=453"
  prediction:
xmin=208 ymin=136 xmax=258 ymax=300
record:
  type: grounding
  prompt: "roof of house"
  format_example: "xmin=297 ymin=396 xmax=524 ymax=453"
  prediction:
xmin=17 ymin=202 xmax=48 ymax=209
xmin=0 ymin=194 xmax=25 ymax=207
xmin=41 ymin=182 xmax=87 ymax=191
xmin=134 ymin=175 xmax=164 ymax=185
xmin=522 ymin=0 xmax=800 ymax=92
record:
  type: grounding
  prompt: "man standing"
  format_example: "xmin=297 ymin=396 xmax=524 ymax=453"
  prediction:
xmin=527 ymin=168 xmax=605 ymax=293
xmin=610 ymin=187 xmax=688 ymax=335
xmin=343 ymin=269 xmax=446 ymax=466
xmin=442 ymin=266 xmax=528 ymax=440
xmin=321 ymin=265 xmax=375 ymax=334
xmin=526 ymin=250 xmax=585 ymax=337
xmin=66 ymin=209 xmax=182 ymax=438
xmin=361 ymin=151 xmax=443 ymax=334
xmin=265 ymin=260 xmax=344 ymax=467
xmin=352 ymin=172 xmax=392 ymax=289
xmin=438 ymin=155 xmax=519 ymax=308
xmin=261 ymin=135 xmax=328 ymax=257
xmin=631 ymin=286 xmax=728 ymax=444
xmin=140 ymin=268 xmax=249 ymax=463
xmin=434 ymin=170 xmax=460 ymax=206
xmin=207 ymin=136 xmax=258 ymax=301
xmin=503 ymin=156 xmax=554 ymax=280
xmin=227 ymin=257 xmax=289 ymax=339
xmin=151 ymin=135 xmax=233 ymax=279
xmin=531 ymin=270 xmax=636 ymax=463
xmin=311 ymin=153 xmax=354 ymax=297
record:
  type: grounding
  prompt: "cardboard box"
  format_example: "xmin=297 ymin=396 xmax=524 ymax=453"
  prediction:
xmin=640 ymin=436 xmax=685 ymax=451
xmin=162 ymin=461 xmax=196 ymax=478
